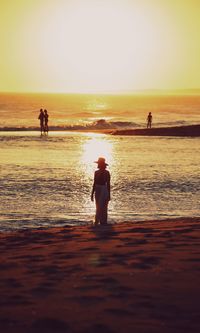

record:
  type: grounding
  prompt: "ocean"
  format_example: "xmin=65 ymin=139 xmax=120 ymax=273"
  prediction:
xmin=0 ymin=92 xmax=200 ymax=129
xmin=0 ymin=93 xmax=199 ymax=231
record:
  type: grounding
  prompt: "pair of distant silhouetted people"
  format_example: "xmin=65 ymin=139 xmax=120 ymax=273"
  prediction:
xmin=38 ymin=109 xmax=49 ymax=134
xmin=91 ymin=157 xmax=111 ymax=225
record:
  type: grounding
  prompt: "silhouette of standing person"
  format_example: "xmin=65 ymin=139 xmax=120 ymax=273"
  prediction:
xmin=91 ymin=157 xmax=111 ymax=225
xmin=44 ymin=109 xmax=49 ymax=134
xmin=38 ymin=109 xmax=45 ymax=134
xmin=147 ymin=112 xmax=152 ymax=128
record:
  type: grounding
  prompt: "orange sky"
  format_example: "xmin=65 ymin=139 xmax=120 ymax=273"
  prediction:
xmin=0 ymin=0 xmax=200 ymax=93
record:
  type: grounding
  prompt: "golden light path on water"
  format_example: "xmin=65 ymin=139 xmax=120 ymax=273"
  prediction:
xmin=81 ymin=133 xmax=114 ymax=177
xmin=79 ymin=133 xmax=114 ymax=221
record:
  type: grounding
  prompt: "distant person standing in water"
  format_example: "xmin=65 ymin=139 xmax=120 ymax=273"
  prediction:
xmin=38 ymin=109 xmax=44 ymax=134
xmin=147 ymin=112 xmax=152 ymax=128
xmin=44 ymin=109 xmax=49 ymax=134
xmin=91 ymin=157 xmax=111 ymax=225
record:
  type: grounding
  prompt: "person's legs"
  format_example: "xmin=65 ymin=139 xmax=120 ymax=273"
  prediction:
xmin=95 ymin=213 xmax=99 ymax=225
xmin=95 ymin=201 xmax=100 ymax=225
xmin=44 ymin=122 xmax=49 ymax=134
xmin=95 ymin=186 xmax=109 ymax=225
xmin=100 ymin=202 xmax=108 ymax=225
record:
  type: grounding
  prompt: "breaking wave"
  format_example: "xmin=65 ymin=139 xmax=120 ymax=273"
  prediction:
xmin=0 ymin=119 xmax=198 ymax=132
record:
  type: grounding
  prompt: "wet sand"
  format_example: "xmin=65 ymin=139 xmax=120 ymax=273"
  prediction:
xmin=0 ymin=218 xmax=200 ymax=333
xmin=112 ymin=124 xmax=200 ymax=136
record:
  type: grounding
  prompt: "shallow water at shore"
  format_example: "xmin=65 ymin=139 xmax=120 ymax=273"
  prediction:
xmin=0 ymin=131 xmax=199 ymax=231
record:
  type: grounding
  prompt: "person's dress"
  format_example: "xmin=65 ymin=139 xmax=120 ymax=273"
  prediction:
xmin=95 ymin=184 xmax=109 ymax=225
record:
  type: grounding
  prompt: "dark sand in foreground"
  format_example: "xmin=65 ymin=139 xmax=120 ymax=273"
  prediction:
xmin=0 ymin=218 xmax=200 ymax=333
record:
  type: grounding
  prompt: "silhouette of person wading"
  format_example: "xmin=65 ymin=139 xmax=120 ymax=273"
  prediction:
xmin=91 ymin=157 xmax=111 ymax=225
xmin=147 ymin=112 xmax=152 ymax=129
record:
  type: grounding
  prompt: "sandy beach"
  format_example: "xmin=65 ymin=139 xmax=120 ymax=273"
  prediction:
xmin=0 ymin=218 xmax=200 ymax=333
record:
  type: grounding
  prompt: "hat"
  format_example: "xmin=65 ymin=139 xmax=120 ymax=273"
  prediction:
xmin=94 ymin=157 xmax=108 ymax=166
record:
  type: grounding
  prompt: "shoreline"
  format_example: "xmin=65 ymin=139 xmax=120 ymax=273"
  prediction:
xmin=112 ymin=124 xmax=200 ymax=137
xmin=1 ymin=217 xmax=200 ymax=333
xmin=1 ymin=216 xmax=199 ymax=234
xmin=0 ymin=124 xmax=200 ymax=137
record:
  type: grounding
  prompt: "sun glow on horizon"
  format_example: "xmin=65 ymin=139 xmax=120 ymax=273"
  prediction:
xmin=0 ymin=0 xmax=200 ymax=93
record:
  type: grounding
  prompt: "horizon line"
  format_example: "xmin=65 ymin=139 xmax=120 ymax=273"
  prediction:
xmin=1 ymin=88 xmax=200 ymax=95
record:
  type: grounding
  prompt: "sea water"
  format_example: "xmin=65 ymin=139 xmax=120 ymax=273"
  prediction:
xmin=0 ymin=92 xmax=200 ymax=129
xmin=0 ymin=130 xmax=199 ymax=231
xmin=0 ymin=93 xmax=200 ymax=231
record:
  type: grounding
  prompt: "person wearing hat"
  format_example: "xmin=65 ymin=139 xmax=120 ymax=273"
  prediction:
xmin=91 ymin=157 xmax=111 ymax=225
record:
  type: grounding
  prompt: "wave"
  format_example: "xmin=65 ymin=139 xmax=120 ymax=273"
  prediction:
xmin=0 ymin=118 xmax=198 ymax=132
xmin=0 ymin=119 xmax=140 ymax=131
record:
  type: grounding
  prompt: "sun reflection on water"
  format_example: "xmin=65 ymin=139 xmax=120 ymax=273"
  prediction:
xmin=81 ymin=133 xmax=113 ymax=175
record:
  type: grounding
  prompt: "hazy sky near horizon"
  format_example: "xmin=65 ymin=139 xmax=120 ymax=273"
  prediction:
xmin=0 ymin=0 xmax=200 ymax=93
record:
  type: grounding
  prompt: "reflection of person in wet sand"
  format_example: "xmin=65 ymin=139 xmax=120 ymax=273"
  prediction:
xmin=91 ymin=157 xmax=111 ymax=225
xmin=44 ymin=109 xmax=49 ymax=134
xmin=38 ymin=109 xmax=44 ymax=134
xmin=147 ymin=112 xmax=152 ymax=128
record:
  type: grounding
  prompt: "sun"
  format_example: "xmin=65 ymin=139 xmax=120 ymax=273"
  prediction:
xmin=17 ymin=0 xmax=169 ymax=93
xmin=2 ymin=0 xmax=199 ymax=93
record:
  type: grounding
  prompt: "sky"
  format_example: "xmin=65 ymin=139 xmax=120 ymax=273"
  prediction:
xmin=0 ymin=0 xmax=200 ymax=93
